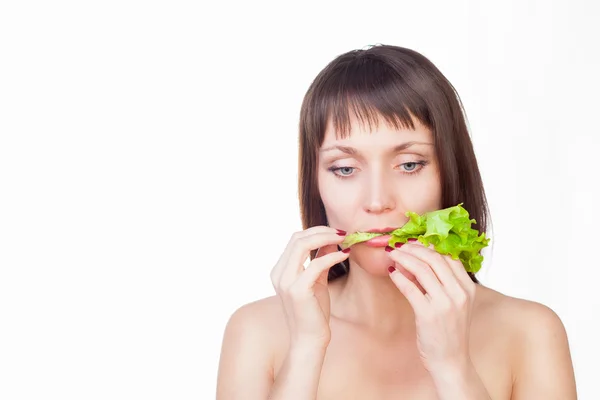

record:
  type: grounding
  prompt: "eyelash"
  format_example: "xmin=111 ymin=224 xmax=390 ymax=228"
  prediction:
xmin=328 ymin=161 xmax=429 ymax=179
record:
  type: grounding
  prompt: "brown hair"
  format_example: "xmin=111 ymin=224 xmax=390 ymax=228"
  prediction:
xmin=298 ymin=44 xmax=491 ymax=283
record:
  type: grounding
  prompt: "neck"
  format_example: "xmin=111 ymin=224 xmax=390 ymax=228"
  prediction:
xmin=331 ymin=262 xmax=417 ymax=337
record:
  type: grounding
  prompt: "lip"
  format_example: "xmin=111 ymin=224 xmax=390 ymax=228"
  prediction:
xmin=364 ymin=234 xmax=392 ymax=247
xmin=365 ymin=227 xmax=398 ymax=234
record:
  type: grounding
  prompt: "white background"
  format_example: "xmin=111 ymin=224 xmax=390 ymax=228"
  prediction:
xmin=1 ymin=0 xmax=599 ymax=399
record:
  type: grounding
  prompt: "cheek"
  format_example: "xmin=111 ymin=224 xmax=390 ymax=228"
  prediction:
xmin=400 ymin=170 xmax=443 ymax=212
xmin=318 ymin=176 xmax=360 ymax=225
xmin=425 ymin=165 xmax=443 ymax=207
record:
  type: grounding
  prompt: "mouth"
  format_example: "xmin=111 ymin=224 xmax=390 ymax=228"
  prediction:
xmin=364 ymin=234 xmax=393 ymax=247
xmin=365 ymin=227 xmax=398 ymax=234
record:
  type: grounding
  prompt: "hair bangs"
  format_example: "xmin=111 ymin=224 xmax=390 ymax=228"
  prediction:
xmin=310 ymin=54 xmax=433 ymax=143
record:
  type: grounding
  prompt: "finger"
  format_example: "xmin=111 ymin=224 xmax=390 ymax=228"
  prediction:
xmin=388 ymin=266 xmax=428 ymax=313
xmin=314 ymin=243 xmax=340 ymax=259
xmin=387 ymin=249 xmax=447 ymax=300
xmin=294 ymin=250 xmax=350 ymax=289
xmin=279 ymin=232 xmax=346 ymax=288
xmin=406 ymin=241 xmax=475 ymax=296
xmin=271 ymin=227 xmax=344 ymax=284
xmin=401 ymin=243 xmax=465 ymax=298
xmin=296 ymin=225 xmax=346 ymax=239
xmin=446 ymin=256 xmax=476 ymax=295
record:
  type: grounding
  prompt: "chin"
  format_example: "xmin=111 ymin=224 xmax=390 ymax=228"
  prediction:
xmin=349 ymin=246 xmax=423 ymax=289
xmin=349 ymin=246 xmax=395 ymax=277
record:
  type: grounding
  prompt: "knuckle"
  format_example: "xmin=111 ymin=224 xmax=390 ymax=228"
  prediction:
xmin=466 ymin=282 xmax=476 ymax=296
xmin=296 ymin=236 xmax=311 ymax=251
xmin=272 ymin=281 xmax=283 ymax=293
xmin=455 ymin=292 xmax=468 ymax=306
xmin=279 ymin=280 xmax=292 ymax=293
xmin=434 ymin=254 xmax=447 ymax=265
xmin=269 ymin=277 xmax=278 ymax=288
xmin=423 ymin=268 xmax=436 ymax=280
xmin=291 ymin=231 xmax=303 ymax=242
xmin=287 ymin=283 xmax=305 ymax=300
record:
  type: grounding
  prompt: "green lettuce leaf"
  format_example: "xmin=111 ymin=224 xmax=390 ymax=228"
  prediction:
xmin=340 ymin=203 xmax=490 ymax=273
xmin=341 ymin=231 xmax=383 ymax=247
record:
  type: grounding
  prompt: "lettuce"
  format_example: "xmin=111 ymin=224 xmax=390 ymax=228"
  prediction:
xmin=340 ymin=231 xmax=384 ymax=247
xmin=341 ymin=203 xmax=490 ymax=273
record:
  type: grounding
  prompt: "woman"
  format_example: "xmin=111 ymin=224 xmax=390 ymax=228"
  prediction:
xmin=216 ymin=44 xmax=577 ymax=399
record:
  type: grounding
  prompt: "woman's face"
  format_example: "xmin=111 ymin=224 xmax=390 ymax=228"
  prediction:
xmin=317 ymin=115 xmax=443 ymax=280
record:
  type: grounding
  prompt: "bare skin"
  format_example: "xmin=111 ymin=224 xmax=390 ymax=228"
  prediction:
xmin=216 ymin=116 xmax=577 ymax=399
xmin=217 ymin=280 xmax=576 ymax=399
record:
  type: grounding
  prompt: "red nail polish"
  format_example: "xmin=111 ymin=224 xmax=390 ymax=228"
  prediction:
xmin=341 ymin=247 xmax=351 ymax=253
xmin=336 ymin=229 xmax=347 ymax=236
xmin=385 ymin=245 xmax=394 ymax=252
xmin=388 ymin=266 xmax=396 ymax=273
xmin=394 ymin=242 xmax=404 ymax=248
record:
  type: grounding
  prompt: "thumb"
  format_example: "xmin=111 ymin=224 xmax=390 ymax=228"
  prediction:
xmin=314 ymin=244 xmax=339 ymax=260
xmin=314 ymin=245 xmax=344 ymax=286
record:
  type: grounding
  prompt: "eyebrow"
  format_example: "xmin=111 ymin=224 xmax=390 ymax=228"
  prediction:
xmin=319 ymin=141 xmax=433 ymax=155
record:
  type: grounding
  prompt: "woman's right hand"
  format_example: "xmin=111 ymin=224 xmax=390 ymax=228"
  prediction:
xmin=270 ymin=226 xmax=350 ymax=348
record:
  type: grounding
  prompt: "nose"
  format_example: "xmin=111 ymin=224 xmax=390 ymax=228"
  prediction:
xmin=363 ymin=168 xmax=396 ymax=214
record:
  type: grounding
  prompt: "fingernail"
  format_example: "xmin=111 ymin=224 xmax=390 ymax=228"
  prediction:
xmin=394 ymin=242 xmax=404 ymax=248
xmin=341 ymin=247 xmax=351 ymax=253
xmin=385 ymin=245 xmax=394 ymax=252
xmin=336 ymin=229 xmax=347 ymax=236
xmin=388 ymin=266 xmax=396 ymax=273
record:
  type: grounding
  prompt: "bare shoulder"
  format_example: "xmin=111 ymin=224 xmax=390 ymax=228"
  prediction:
xmin=216 ymin=295 xmax=287 ymax=398
xmin=478 ymin=285 xmax=569 ymax=338
xmin=476 ymin=285 xmax=564 ymax=322
xmin=475 ymin=285 xmax=570 ymax=343
xmin=221 ymin=294 xmax=287 ymax=350
xmin=228 ymin=295 xmax=286 ymax=328
xmin=474 ymin=285 xmax=577 ymax=398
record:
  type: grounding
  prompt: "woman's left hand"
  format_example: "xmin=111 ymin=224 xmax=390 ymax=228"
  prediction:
xmin=385 ymin=240 xmax=476 ymax=374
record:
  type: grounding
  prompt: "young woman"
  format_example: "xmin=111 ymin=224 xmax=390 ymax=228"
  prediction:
xmin=216 ymin=44 xmax=577 ymax=399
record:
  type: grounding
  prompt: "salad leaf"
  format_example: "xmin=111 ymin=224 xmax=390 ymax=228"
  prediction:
xmin=340 ymin=203 xmax=490 ymax=273
xmin=341 ymin=231 xmax=383 ymax=247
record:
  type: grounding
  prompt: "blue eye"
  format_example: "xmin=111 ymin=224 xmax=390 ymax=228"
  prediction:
xmin=328 ymin=166 xmax=355 ymax=178
xmin=398 ymin=160 xmax=428 ymax=175
xmin=403 ymin=162 xmax=418 ymax=171
xmin=328 ymin=160 xmax=428 ymax=180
